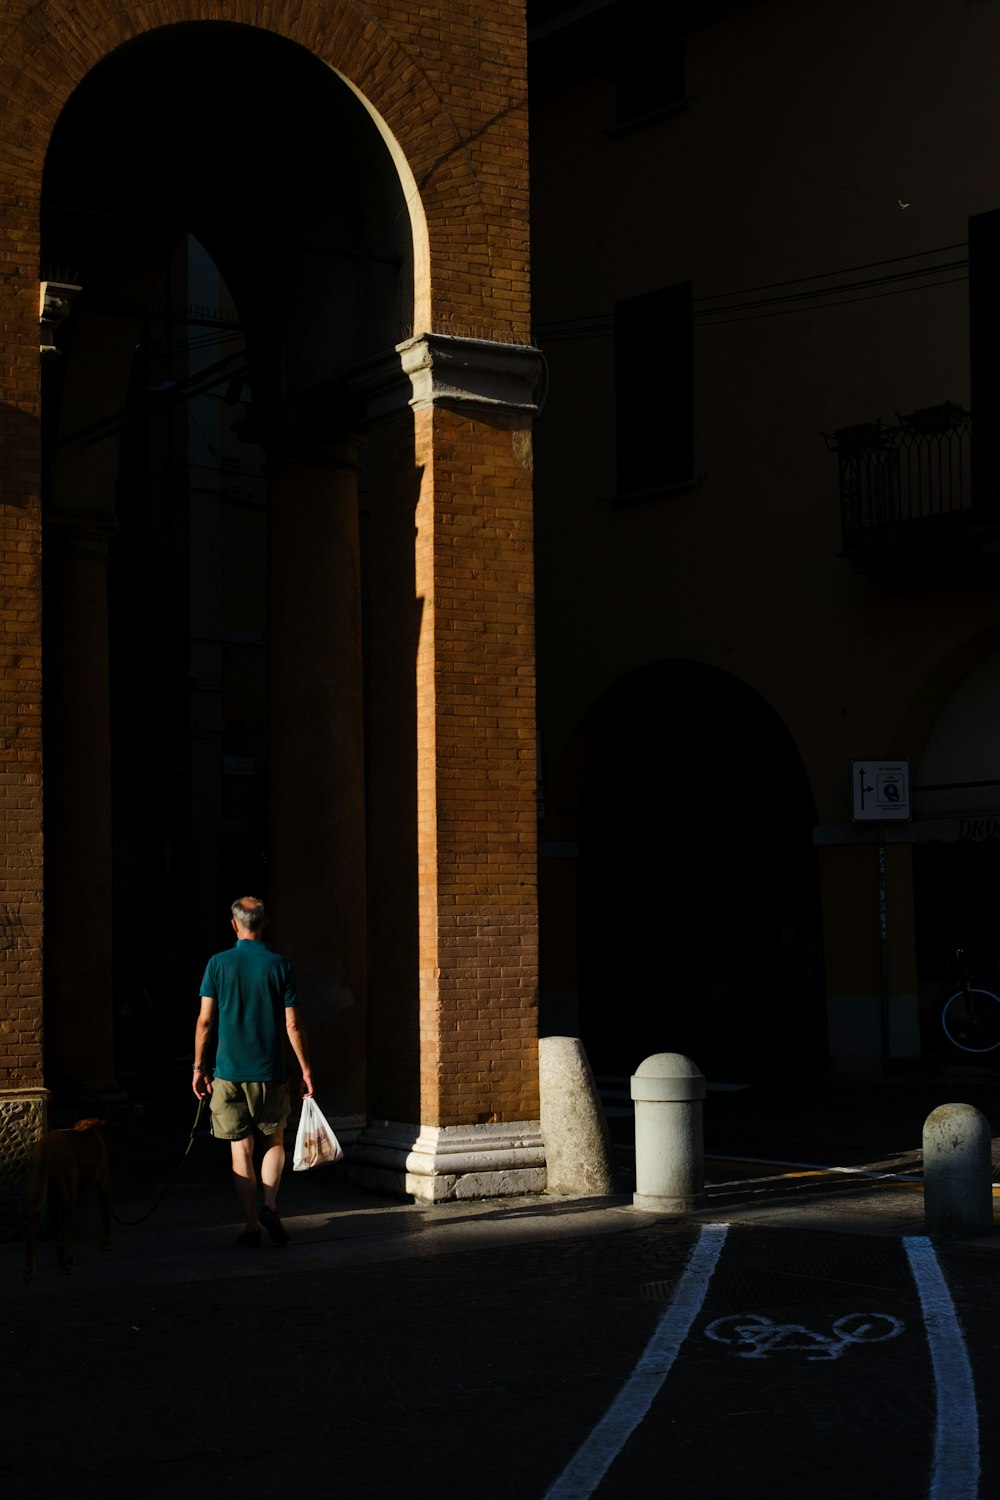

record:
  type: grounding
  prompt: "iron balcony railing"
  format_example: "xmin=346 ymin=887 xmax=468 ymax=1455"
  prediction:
xmin=823 ymin=404 xmax=994 ymax=556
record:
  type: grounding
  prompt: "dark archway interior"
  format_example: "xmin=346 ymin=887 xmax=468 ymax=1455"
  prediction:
xmin=575 ymin=661 xmax=824 ymax=1076
xmin=42 ymin=22 xmax=412 ymax=389
xmin=914 ymin=841 xmax=1000 ymax=994
xmin=40 ymin=23 xmax=411 ymax=1080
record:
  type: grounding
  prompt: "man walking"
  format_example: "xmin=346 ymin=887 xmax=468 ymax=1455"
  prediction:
xmin=192 ymin=896 xmax=313 ymax=1247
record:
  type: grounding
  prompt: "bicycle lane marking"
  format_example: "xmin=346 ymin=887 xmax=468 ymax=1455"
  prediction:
xmin=904 ymin=1236 xmax=981 ymax=1500
xmin=541 ymin=1223 xmax=729 ymax=1500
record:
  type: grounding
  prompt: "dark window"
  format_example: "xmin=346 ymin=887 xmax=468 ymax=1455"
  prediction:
xmin=614 ymin=281 xmax=694 ymax=497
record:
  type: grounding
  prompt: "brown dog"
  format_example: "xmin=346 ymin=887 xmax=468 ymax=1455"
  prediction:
xmin=23 ymin=1118 xmax=112 ymax=1282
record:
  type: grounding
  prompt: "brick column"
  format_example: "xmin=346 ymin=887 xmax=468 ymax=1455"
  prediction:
xmin=351 ymin=335 xmax=546 ymax=1200
xmin=265 ymin=429 xmax=368 ymax=1130
xmin=42 ymin=509 xmax=125 ymax=1103
xmin=0 ymin=379 xmax=47 ymax=1235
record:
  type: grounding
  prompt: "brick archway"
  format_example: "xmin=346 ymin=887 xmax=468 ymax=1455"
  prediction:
xmin=0 ymin=2 xmax=541 ymax=1220
xmin=4 ymin=0 xmax=535 ymax=342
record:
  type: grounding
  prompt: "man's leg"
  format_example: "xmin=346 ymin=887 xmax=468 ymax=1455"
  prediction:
xmin=260 ymin=1131 xmax=285 ymax=1211
xmin=258 ymin=1131 xmax=290 ymax=1245
xmin=229 ymin=1136 xmax=259 ymax=1232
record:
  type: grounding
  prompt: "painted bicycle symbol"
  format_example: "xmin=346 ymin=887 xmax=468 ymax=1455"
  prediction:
xmin=705 ymin=1312 xmax=904 ymax=1361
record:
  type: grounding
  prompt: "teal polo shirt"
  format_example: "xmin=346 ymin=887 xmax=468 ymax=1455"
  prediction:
xmin=199 ymin=940 xmax=298 ymax=1082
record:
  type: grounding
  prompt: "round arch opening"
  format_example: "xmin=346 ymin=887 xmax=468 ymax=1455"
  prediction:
xmin=546 ymin=660 xmax=824 ymax=1077
xmin=40 ymin=21 xmax=415 ymax=1102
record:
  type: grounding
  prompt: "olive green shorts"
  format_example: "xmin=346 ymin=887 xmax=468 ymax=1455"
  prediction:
xmin=209 ymin=1078 xmax=291 ymax=1141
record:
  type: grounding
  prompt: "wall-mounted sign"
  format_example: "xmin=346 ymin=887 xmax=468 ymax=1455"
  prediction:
xmin=851 ymin=760 xmax=911 ymax=821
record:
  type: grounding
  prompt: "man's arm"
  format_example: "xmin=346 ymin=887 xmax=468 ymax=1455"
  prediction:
xmin=285 ymin=1007 xmax=314 ymax=1098
xmin=192 ymin=995 xmax=216 ymax=1099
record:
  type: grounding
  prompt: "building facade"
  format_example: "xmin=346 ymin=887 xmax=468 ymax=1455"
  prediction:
xmin=0 ymin=0 xmax=542 ymax=1225
xmin=531 ymin=0 xmax=1000 ymax=1079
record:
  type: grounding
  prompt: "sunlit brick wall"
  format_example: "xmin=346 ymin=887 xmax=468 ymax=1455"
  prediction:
xmin=0 ymin=0 xmax=536 ymax=1124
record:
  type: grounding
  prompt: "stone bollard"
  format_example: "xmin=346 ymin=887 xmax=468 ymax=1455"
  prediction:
xmin=631 ymin=1053 xmax=705 ymax=1213
xmin=923 ymin=1103 xmax=994 ymax=1237
xmin=538 ymin=1036 xmax=617 ymax=1196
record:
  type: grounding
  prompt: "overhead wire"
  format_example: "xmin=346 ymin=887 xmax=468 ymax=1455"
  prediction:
xmin=698 ymin=274 xmax=968 ymax=329
xmin=694 ymin=242 xmax=968 ymax=303
xmin=533 ymin=243 xmax=970 ymax=341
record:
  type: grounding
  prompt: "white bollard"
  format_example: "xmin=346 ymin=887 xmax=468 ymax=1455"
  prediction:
xmin=923 ymin=1103 xmax=994 ymax=1237
xmin=631 ymin=1052 xmax=705 ymax=1213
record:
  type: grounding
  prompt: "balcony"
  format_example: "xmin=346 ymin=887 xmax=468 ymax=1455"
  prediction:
xmin=824 ymin=404 xmax=1000 ymax=580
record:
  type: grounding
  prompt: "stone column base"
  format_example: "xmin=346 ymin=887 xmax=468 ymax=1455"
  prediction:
xmin=0 ymin=1088 xmax=49 ymax=1240
xmin=633 ymin=1190 xmax=705 ymax=1213
xmin=348 ymin=1119 xmax=546 ymax=1202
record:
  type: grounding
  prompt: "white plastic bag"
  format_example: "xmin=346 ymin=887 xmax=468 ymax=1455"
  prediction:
xmin=293 ymin=1095 xmax=344 ymax=1171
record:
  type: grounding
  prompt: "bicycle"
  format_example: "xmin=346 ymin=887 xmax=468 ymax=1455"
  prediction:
xmin=938 ymin=947 xmax=1000 ymax=1053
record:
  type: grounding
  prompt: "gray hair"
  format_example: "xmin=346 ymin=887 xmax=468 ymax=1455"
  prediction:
xmin=231 ymin=896 xmax=267 ymax=933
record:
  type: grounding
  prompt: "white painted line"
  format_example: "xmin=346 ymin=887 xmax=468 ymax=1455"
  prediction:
xmin=542 ymin=1223 xmax=728 ymax=1500
xmin=904 ymin=1236 xmax=980 ymax=1500
xmin=705 ymin=1153 xmax=920 ymax=1180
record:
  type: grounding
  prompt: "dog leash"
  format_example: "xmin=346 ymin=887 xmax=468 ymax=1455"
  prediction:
xmin=110 ymin=1097 xmax=207 ymax=1227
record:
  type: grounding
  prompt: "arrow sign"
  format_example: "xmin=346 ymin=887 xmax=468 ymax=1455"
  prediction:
xmin=851 ymin=760 xmax=911 ymax=821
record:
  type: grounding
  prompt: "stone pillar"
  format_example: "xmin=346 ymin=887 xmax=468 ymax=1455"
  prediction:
xmin=350 ymin=334 xmax=547 ymax=1200
xmin=265 ymin=430 xmax=367 ymax=1130
xmin=43 ymin=510 xmax=124 ymax=1103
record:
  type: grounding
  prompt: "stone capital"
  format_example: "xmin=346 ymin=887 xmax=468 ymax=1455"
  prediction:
xmin=39 ymin=279 xmax=82 ymax=358
xmin=44 ymin=508 xmax=119 ymax=560
xmin=266 ymin=431 xmax=365 ymax=474
xmin=350 ymin=333 xmax=546 ymax=421
xmin=235 ymin=399 xmax=365 ymax=473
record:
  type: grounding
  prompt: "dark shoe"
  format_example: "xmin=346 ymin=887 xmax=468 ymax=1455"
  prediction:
xmin=237 ymin=1229 xmax=261 ymax=1248
xmin=259 ymin=1204 xmax=289 ymax=1246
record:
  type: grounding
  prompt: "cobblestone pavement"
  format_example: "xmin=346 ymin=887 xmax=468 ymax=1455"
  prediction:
xmin=4 ymin=1184 xmax=1000 ymax=1496
xmin=4 ymin=1077 xmax=999 ymax=1499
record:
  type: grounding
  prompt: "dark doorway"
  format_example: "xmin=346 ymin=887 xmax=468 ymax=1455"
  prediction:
xmin=575 ymin=661 xmax=823 ymax=1076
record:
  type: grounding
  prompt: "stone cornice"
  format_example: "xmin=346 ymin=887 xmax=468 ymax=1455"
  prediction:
xmin=350 ymin=333 xmax=545 ymax=422
xmin=44 ymin=508 xmax=119 ymax=559
xmin=39 ymin=279 xmax=82 ymax=358
xmin=233 ymin=395 xmax=365 ymax=470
